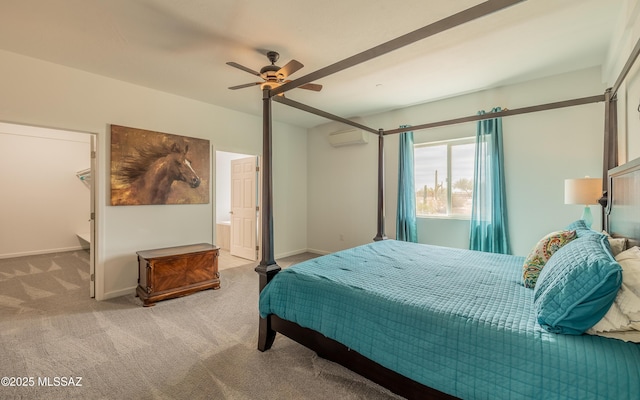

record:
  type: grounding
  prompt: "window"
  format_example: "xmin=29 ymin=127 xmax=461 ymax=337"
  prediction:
xmin=414 ymin=137 xmax=475 ymax=217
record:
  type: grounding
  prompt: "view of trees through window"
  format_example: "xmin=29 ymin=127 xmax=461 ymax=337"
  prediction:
xmin=414 ymin=138 xmax=475 ymax=217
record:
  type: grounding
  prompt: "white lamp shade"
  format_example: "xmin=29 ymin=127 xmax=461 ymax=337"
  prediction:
xmin=564 ymin=177 xmax=602 ymax=205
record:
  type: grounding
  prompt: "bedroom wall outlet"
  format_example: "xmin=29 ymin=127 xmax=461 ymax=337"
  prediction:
xmin=339 ymin=234 xmax=344 ymax=241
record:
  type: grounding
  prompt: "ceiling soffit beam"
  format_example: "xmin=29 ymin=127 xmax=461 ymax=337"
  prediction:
xmin=269 ymin=0 xmax=527 ymax=97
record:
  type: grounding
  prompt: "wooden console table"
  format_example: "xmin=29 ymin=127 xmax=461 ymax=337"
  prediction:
xmin=136 ymin=243 xmax=220 ymax=307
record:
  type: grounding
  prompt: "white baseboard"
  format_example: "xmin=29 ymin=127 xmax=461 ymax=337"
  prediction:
xmin=274 ymin=248 xmax=306 ymax=259
xmin=304 ymin=248 xmax=331 ymax=256
xmin=0 ymin=245 xmax=86 ymax=260
xmin=275 ymin=248 xmax=327 ymax=259
xmin=102 ymin=286 xmax=137 ymax=301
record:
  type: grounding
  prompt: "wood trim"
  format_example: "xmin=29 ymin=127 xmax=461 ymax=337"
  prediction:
xmin=611 ymin=35 xmax=640 ymax=98
xmin=272 ymin=96 xmax=378 ymax=134
xmin=383 ymin=94 xmax=605 ymax=135
xmin=255 ymin=89 xmax=280 ymax=293
xmin=373 ymin=129 xmax=388 ymax=241
xmin=605 ymin=156 xmax=640 ymax=247
xmin=274 ymin=91 xmax=604 ymax=137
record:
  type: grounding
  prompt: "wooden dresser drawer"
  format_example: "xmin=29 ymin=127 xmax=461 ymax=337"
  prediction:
xmin=136 ymin=243 xmax=220 ymax=306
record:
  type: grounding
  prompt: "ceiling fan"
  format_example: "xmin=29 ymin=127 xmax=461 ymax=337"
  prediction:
xmin=227 ymin=51 xmax=322 ymax=92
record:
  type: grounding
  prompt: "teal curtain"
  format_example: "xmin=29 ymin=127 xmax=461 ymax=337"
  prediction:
xmin=396 ymin=125 xmax=417 ymax=242
xmin=469 ymin=108 xmax=510 ymax=254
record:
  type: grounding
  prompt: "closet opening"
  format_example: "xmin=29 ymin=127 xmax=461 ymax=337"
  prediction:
xmin=0 ymin=122 xmax=96 ymax=299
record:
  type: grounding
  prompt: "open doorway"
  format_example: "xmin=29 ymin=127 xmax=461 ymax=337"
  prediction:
xmin=215 ymin=151 xmax=260 ymax=270
xmin=0 ymin=122 xmax=96 ymax=297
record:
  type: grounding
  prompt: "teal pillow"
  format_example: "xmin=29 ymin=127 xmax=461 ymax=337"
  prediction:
xmin=564 ymin=219 xmax=599 ymax=238
xmin=533 ymin=233 xmax=622 ymax=335
xmin=564 ymin=219 xmax=589 ymax=231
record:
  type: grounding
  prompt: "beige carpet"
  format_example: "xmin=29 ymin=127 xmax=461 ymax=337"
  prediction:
xmin=0 ymin=250 xmax=403 ymax=400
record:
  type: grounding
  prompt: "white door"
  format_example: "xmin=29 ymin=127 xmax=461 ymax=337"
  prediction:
xmin=230 ymin=156 xmax=258 ymax=261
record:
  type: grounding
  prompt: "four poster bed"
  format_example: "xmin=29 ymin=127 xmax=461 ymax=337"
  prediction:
xmin=253 ymin=1 xmax=640 ymax=399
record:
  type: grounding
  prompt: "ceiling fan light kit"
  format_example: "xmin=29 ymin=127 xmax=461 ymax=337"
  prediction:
xmin=227 ymin=51 xmax=322 ymax=92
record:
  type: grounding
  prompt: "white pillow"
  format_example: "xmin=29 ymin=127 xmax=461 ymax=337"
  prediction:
xmin=589 ymin=301 xmax=631 ymax=332
xmin=590 ymin=330 xmax=640 ymax=343
xmin=588 ymin=246 xmax=640 ymax=342
xmin=615 ymin=246 xmax=640 ymax=317
xmin=602 ymin=230 xmax=627 ymax=256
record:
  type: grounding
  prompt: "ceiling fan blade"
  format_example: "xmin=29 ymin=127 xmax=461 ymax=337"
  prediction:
xmin=283 ymin=80 xmax=322 ymax=92
xmin=278 ymin=60 xmax=304 ymax=79
xmin=299 ymin=83 xmax=322 ymax=92
xmin=228 ymin=82 xmax=261 ymax=90
xmin=226 ymin=62 xmax=261 ymax=77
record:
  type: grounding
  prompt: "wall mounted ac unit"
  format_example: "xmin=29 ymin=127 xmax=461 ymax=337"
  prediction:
xmin=327 ymin=129 xmax=369 ymax=147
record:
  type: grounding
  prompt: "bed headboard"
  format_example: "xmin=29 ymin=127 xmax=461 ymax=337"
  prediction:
xmin=606 ymin=157 xmax=640 ymax=248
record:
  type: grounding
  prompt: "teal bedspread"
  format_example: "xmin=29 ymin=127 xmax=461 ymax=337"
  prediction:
xmin=259 ymin=240 xmax=640 ymax=399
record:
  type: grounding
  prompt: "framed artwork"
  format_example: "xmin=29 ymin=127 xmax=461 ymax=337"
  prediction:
xmin=110 ymin=125 xmax=210 ymax=206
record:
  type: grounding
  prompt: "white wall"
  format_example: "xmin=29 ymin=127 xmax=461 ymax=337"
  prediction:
xmin=308 ymin=67 xmax=606 ymax=257
xmin=271 ymin=122 xmax=309 ymax=258
xmin=0 ymin=123 xmax=90 ymax=257
xmin=0 ymin=49 xmax=307 ymax=300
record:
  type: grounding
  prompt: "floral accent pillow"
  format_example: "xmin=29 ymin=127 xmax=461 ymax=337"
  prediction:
xmin=522 ymin=230 xmax=577 ymax=288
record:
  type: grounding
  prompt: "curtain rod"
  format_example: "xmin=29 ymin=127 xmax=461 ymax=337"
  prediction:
xmin=270 ymin=0 xmax=525 ymax=97
xmin=383 ymin=94 xmax=605 ymax=135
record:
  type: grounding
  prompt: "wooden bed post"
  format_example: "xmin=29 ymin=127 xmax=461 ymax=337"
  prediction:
xmin=602 ymin=88 xmax=611 ymax=230
xmin=256 ymin=88 xmax=281 ymax=351
xmin=601 ymin=88 xmax=617 ymax=231
xmin=255 ymin=87 xmax=281 ymax=286
xmin=374 ymin=129 xmax=388 ymax=241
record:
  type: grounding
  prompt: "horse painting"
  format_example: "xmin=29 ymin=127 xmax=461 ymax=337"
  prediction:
xmin=110 ymin=125 xmax=209 ymax=206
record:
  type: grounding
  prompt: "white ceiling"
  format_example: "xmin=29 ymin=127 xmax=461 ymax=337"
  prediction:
xmin=0 ymin=0 xmax=623 ymax=129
